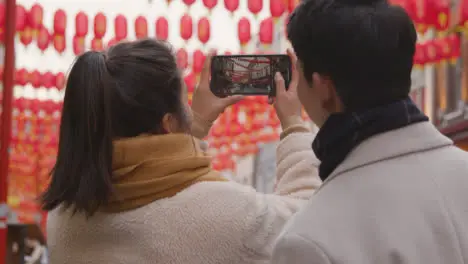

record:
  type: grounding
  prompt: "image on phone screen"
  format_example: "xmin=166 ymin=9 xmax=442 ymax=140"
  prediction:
xmin=210 ymin=55 xmax=291 ymax=97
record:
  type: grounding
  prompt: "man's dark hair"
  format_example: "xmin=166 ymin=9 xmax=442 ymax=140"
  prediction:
xmin=288 ymin=0 xmax=417 ymax=111
xmin=41 ymin=39 xmax=188 ymax=216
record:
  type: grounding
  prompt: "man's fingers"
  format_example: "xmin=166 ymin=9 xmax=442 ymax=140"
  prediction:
xmin=275 ymin=72 xmax=286 ymax=95
xmin=287 ymin=48 xmax=299 ymax=93
xmin=199 ymin=52 xmax=214 ymax=87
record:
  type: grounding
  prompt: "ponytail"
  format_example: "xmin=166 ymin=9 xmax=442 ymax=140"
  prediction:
xmin=41 ymin=51 xmax=114 ymax=217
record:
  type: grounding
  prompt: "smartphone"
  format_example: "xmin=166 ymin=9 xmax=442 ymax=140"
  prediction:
xmin=210 ymin=54 xmax=292 ymax=97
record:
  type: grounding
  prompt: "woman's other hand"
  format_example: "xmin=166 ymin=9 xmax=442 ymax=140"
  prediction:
xmin=269 ymin=49 xmax=304 ymax=130
xmin=191 ymin=51 xmax=243 ymax=138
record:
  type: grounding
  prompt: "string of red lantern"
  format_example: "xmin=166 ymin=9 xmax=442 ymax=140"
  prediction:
xmin=180 ymin=14 xmax=193 ymax=42
xmin=155 ymin=17 xmax=169 ymax=41
xmin=238 ymin=17 xmax=251 ymax=49
xmin=224 ymin=0 xmax=239 ymax=14
xmin=92 ymin=12 xmax=106 ymax=51
xmin=53 ymin=9 xmax=66 ymax=54
xmin=135 ymin=16 xmax=148 ymax=39
xmin=248 ymin=0 xmax=263 ymax=17
xmin=198 ymin=17 xmax=210 ymax=45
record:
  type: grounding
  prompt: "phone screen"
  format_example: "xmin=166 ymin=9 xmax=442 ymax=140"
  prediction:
xmin=210 ymin=55 xmax=292 ymax=97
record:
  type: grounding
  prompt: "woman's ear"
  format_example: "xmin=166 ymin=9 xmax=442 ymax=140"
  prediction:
xmin=162 ymin=113 xmax=177 ymax=133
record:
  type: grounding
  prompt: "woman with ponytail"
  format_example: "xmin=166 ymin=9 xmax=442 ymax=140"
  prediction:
xmin=42 ymin=39 xmax=320 ymax=264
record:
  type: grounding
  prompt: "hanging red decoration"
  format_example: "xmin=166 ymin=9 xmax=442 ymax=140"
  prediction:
xmin=114 ymin=14 xmax=128 ymax=40
xmin=238 ymin=17 xmax=251 ymax=46
xmin=184 ymin=72 xmax=196 ymax=93
xmin=16 ymin=5 xmax=27 ymax=32
xmin=176 ymin=48 xmax=189 ymax=70
xmin=413 ymin=43 xmax=427 ymax=68
xmin=224 ymin=0 xmax=239 ymax=13
xmin=183 ymin=0 xmax=196 ymax=6
xmin=155 ymin=17 xmax=169 ymax=41
xmin=94 ymin=12 xmax=107 ymax=38
xmin=203 ymin=0 xmax=218 ymax=11
xmin=36 ymin=26 xmax=51 ymax=52
xmin=433 ymin=0 xmax=450 ymax=31
xmin=75 ymin=12 xmax=89 ymax=37
xmin=55 ymin=72 xmax=66 ymax=90
xmin=270 ymin=0 xmax=285 ymax=18
xmin=73 ymin=35 xmax=85 ymax=55
xmin=91 ymin=37 xmax=104 ymax=51
xmin=459 ymin=0 xmax=468 ymax=28
xmin=53 ymin=9 xmax=67 ymax=35
xmin=15 ymin=68 xmax=28 ymax=86
xmin=248 ymin=0 xmax=263 ymax=16
xmin=259 ymin=17 xmax=273 ymax=45
xmin=19 ymin=27 xmax=33 ymax=46
xmin=53 ymin=34 xmax=66 ymax=54
xmin=180 ymin=14 xmax=193 ymax=41
xmin=30 ymin=70 xmax=42 ymax=88
xmin=288 ymin=0 xmax=299 ymax=13
xmin=134 ymin=16 xmax=148 ymax=39
xmin=42 ymin=72 xmax=55 ymax=89
xmin=192 ymin=50 xmax=205 ymax=74
xmin=412 ymin=0 xmax=436 ymax=33
xmin=198 ymin=17 xmax=210 ymax=44
xmin=28 ymin=3 xmax=43 ymax=29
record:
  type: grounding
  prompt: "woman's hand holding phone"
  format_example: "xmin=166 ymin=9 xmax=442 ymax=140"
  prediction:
xmin=269 ymin=49 xmax=304 ymax=130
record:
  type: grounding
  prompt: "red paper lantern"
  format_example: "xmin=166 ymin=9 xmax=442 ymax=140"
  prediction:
xmin=224 ymin=0 xmax=239 ymax=13
xmin=75 ymin=12 xmax=89 ymax=37
xmin=42 ymin=72 xmax=55 ymax=89
xmin=94 ymin=12 xmax=107 ymax=38
xmin=30 ymin=70 xmax=42 ymax=88
xmin=259 ymin=17 xmax=273 ymax=45
xmin=91 ymin=37 xmax=104 ymax=51
xmin=413 ymin=43 xmax=427 ymax=67
xmin=192 ymin=50 xmax=205 ymax=74
xmin=176 ymin=48 xmax=189 ymax=69
xmin=184 ymin=72 xmax=196 ymax=93
xmin=270 ymin=0 xmax=285 ymax=18
xmin=183 ymin=0 xmax=196 ymax=6
xmin=53 ymin=34 xmax=66 ymax=54
xmin=134 ymin=16 xmax=148 ymax=39
xmin=248 ymin=0 xmax=263 ymax=15
xmin=19 ymin=27 xmax=33 ymax=46
xmin=53 ymin=9 xmax=67 ymax=35
xmin=55 ymin=72 xmax=66 ymax=90
xmin=36 ymin=26 xmax=51 ymax=52
xmin=114 ymin=14 xmax=128 ymax=41
xmin=198 ymin=17 xmax=210 ymax=44
xmin=16 ymin=5 xmax=27 ymax=32
xmin=238 ymin=17 xmax=251 ymax=46
xmin=433 ymin=0 xmax=450 ymax=31
xmin=155 ymin=17 xmax=169 ymax=41
xmin=180 ymin=14 xmax=193 ymax=41
xmin=412 ymin=0 xmax=436 ymax=33
xmin=28 ymin=3 xmax=43 ymax=29
xmin=425 ymin=40 xmax=438 ymax=64
xmin=73 ymin=35 xmax=85 ymax=55
xmin=288 ymin=0 xmax=300 ymax=13
xmin=203 ymin=0 xmax=218 ymax=11
xmin=15 ymin=68 xmax=28 ymax=86
xmin=459 ymin=0 xmax=468 ymax=28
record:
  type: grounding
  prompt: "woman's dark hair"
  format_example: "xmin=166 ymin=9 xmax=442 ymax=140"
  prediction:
xmin=41 ymin=39 xmax=187 ymax=216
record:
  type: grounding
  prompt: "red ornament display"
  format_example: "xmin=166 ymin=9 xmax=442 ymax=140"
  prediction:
xmin=55 ymin=72 xmax=66 ymax=90
xmin=183 ymin=0 xmax=196 ymax=6
xmin=75 ymin=12 xmax=89 ymax=37
xmin=248 ymin=0 xmax=263 ymax=16
xmin=29 ymin=70 xmax=42 ymax=88
xmin=134 ymin=16 xmax=148 ymax=39
xmin=459 ymin=0 xmax=468 ymax=28
xmin=94 ymin=12 xmax=107 ymax=38
xmin=16 ymin=5 xmax=27 ymax=32
xmin=433 ymin=0 xmax=450 ymax=31
xmin=270 ymin=0 xmax=285 ymax=18
xmin=15 ymin=68 xmax=28 ymax=86
xmin=114 ymin=14 xmax=128 ymax=41
xmin=42 ymin=72 xmax=55 ymax=89
xmin=288 ymin=0 xmax=299 ymax=13
xmin=198 ymin=17 xmax=210 ymax=44
xmin=180 ymin=14 xmax=193 ymax=41
xmin=155 ymin=17 xmax=169 ymax=41
xmin=176 ymin=48 xmax=189 ymax=69
xmin=192 ymin=50 xmax=205 ymax=74
xmin=53 ymin=9 xmax=66 ymax=35
xmin=238 ymin=17 xmax=251 ymax=46
xmin=73 ymin=35 xmax=85 ymax=55
xmin=91 ymin=37 xmax=104 ymax=51
xmin=53 ymin=34 xmax=66 ymax=54
xmin=259 ymin=17 xmax=273 ymax=45
xmin=203 ymin=0 xmax=218 ymax=11
xmin=36 ymin=26 xmax=50 ymax=52
xmin=28 ymin=3 xmax=43 ymax=29
xmin=19 ymin=27 xmax=33 ymax=46
xmin=224 ymin=0 xmax=239 ymax=13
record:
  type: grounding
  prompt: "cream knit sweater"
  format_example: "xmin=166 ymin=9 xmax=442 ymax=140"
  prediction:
xmin=46 ymin=131 xmax=321 ymax=264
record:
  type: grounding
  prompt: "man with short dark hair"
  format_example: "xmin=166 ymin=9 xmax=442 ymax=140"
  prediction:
xmin=272 ymin=0 xmax=468 ymax=263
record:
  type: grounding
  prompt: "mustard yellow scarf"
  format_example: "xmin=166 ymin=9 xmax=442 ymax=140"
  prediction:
xmin=101 ymin=134 xmax=227 ymax=213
